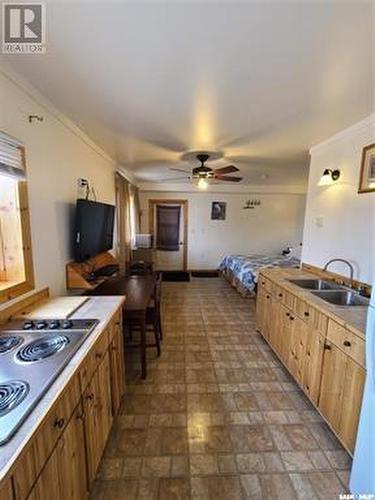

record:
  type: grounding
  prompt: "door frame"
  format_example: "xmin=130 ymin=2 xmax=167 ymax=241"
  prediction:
xmin=148 ymin=199 xmax=188 ymax=271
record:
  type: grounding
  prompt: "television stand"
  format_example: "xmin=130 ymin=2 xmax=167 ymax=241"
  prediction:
xmin=66 ymin=251 xmax=119 ymax=290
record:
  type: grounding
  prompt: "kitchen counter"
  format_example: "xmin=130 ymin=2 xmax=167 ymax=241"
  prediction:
xmin=0 ymin=295 xmax=125 ymax=483
xmin=260 ymin=267 xmax=368 ymax=339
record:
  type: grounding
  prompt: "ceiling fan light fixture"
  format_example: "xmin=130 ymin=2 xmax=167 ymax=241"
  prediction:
xmin=198 ymin=178 xmax=208 ymax=190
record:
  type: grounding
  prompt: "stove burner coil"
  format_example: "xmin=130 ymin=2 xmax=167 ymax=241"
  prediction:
xmin=0 ymin=380 xmax=29 ymax=417
xmin=17 ymin=336 xmax=70 ymax=362
xmin=0 ymin=336 xmax=22 ymax=354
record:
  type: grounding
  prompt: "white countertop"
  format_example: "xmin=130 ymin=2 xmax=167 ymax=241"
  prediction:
xmin=0 ymin=295 xmax=125 ymax=483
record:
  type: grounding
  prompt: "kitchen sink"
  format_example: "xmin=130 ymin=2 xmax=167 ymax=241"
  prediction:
xmin=288 ymin=279 xmax=344 ymax=290
xmin=311 ymin=290 xmax=369 ymax=307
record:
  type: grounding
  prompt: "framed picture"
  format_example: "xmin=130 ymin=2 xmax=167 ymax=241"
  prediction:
xmin=211 ymin=201 xmax=226 ymax=220
xmin=358 ymin=143 xmax=375 ymax=193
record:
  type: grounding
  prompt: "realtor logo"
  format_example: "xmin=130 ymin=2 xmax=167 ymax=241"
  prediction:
xmin=2 ymin=3 xmax=46 ymax=54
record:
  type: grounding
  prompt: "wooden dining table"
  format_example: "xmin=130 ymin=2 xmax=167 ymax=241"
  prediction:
xmin=86 ymin=274 xmax=156 ymax=378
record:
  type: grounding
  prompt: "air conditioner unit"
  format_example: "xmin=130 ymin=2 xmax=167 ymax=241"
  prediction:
xmin=135 ymin=234 xmax=152 ymax=249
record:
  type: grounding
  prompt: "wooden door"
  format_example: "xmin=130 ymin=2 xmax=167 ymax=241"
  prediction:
xmin=303 ymin=330 xmax=325 ymax=405
xmin=318 ymin=341 xmax=347 ymax=433
xmin=56 ymin=403 xmax=88 ymax=500
xmin=339 ymin=358 xmax=365 ymax=452
xmin=149 ymin=200 xmax=188 ymax=271
xmin=110 ymin=322 xmax=126 ymax=415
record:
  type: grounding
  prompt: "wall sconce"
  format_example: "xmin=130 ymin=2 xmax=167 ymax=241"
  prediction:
xmin=318 ymin=169 xmax=341 ymax=186
xmin=243 ymin=199 xmax=261 ymax=209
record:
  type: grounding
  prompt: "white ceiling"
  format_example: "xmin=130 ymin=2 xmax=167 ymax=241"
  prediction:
xmin=2 ymin=1 xmax=374 ymax=187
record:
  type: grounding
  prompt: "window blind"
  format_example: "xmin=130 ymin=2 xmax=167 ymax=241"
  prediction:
xmin=0 ymin=132 xmax=25 ymax=180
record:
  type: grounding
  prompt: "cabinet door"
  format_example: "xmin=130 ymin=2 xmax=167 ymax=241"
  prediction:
xmin=278 ymin=304 xmax=293 ymax=365
xmin=292 ymin=316 xmax=308 ymax=385
xmin=303 ymin=331 xmax=325 ymax=405
xmin=318 ymin=341 xmax=347 ymax=433
xmin=256 ymin=287 xmax=266 ymax=335
xmin=268 ymin=299 xmax=281 ymax=355
xmin=96 ymin=351 xmax=113 ymax=451
xmin=339 ymin=358 xmax=365 ymax=453
xmin=83 ymin=377 xmax=100 ymax=486
xmin=83 ymin=351 xmax=113 ymax=487
xmin=28 ymin=447 xmax=60 ymax=500
xmin=56 ymin=403 xmax=88 ymax=500
xmin=0 ymin=478 xmax=13 ymax=500
xmin=109 ymin=322 xmax=126 ymax=415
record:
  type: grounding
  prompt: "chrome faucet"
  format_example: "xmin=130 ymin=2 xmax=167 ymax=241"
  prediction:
xmin=323 ymin=258 xmax=354 ymax=286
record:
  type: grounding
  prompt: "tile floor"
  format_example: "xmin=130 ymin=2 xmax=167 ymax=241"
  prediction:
xmin=91 ymin=278 xmax=351 ymax=499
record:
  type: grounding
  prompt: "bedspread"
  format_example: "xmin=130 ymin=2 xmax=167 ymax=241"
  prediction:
xmin=219 ymin=254 xmax=300 ymax=296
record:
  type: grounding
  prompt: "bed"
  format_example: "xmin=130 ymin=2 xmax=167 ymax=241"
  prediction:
xmin=219 ymin=253 xmax=300 ymax=297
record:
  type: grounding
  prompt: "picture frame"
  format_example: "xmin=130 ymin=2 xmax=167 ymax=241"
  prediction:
xmin=358 ymin=143 xmax=375 ymax=193
xmin=211 ymin=201 xmax=226 ymax=220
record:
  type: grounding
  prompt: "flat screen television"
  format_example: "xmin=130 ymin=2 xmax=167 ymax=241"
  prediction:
xmin=73 ymin=199 xmax=115 ymax=263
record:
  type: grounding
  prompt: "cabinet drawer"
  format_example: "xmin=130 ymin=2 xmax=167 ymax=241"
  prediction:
xmin=33 ymin=374 xmax=81 ymax=473
xmin=308 ymin=307 xmax=328 ymax=335
xmin=327 ymin=320 xmax=365 ymax=368
xmin=259 ymin=275 xmax=272 ymax=292
xmin=79 ymin=326 xmax=110 ymax=390
xmin=294 ymin=297 xmax=311 ymax=322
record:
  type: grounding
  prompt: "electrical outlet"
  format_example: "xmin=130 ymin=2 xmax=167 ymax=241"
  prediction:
xmin=78 ymin=178 xmax=88 ymax=188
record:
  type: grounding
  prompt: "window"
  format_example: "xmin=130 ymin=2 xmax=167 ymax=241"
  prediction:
xmin=0 ymin=132 xmax=34 ymax=303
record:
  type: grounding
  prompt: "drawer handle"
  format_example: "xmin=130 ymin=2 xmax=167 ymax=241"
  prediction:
xmin=266 ymin=294 xmax=270 ymax=299
xmin=324 ymin=344 xmax=331 ymax=350
xmin=343 ymin=340 xmax=351 ymax=347
xmin=278 ymin=293 xmax=283 ymax=298
xmin=290 ymin=316 xmax=294 ymax=321
xmin=286 ymin=312 xmax=290 ymax=317
xmin=54 ymin=418 xmax=65 ymax=429
xmin=304 ymin=311 xmax=310 ymax=317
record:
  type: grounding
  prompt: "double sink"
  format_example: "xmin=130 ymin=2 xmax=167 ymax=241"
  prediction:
xmin=288 ymin=279 xmax=369 ymax=307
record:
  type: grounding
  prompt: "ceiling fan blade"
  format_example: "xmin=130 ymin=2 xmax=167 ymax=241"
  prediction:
xmin=214 ymin=165 xmax=239 ymax=174
xmin=169 ymin=167 xmax=191 ymax=174
xmin=214 ymin=175 xmax=243 ymax=182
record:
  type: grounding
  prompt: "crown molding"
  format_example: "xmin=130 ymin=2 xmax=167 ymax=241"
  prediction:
xmin=138 ymin=182 xmax=307 ymax=195
xmin=309 ymin=113 xmax=375 ymax=155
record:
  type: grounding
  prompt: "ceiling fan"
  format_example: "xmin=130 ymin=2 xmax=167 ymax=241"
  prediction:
xmin=168 ymin=152 xmax=243 ymax=189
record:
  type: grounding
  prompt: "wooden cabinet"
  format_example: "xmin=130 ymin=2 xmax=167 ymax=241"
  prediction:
xmin=256 ymin=286 xmax=273 ymax=340
xmin=340 ymin=358 xmax=365 ymax=451
xmin=318 ymin=340 xmax=347 ymax=433
xmin=29 ymin=403 xmax=88 ymax=500
xmin=56 ymin=403 xmax=88 ymax=500
xmin=3 ymin=307 xmax=124 ymax=499
xmin=83 ymin=350 xmax=113 ymax=487
xmin=109 ymin=320 xmax=126 ymax=415
xmin=302 ymin=329 xmax=325 ymax=405
xmin=28 ymin=447 xmax=60 ymax=500
xmin=0 ymin=478 xmax=13 ymax=500
xmin=257 ymin=271 xmax=366 ymax=455
xmin=319 ymin=340 xmax=365 ymax=452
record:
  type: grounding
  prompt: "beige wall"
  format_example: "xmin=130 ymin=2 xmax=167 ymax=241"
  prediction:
xmin=302 ymin=114 xmax=375 ymax=284
xmin=140 ymin=191 xmax=306 ymax=269
xmin=0 ymin=70 xmax=117 ymax=296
